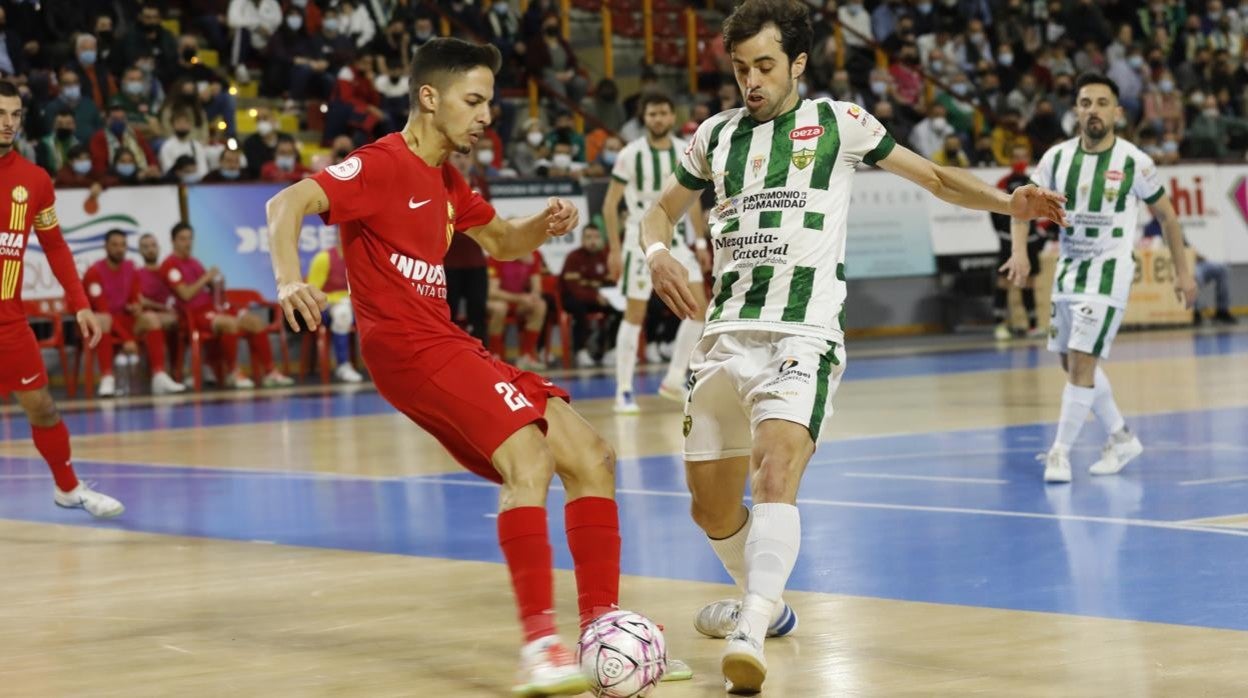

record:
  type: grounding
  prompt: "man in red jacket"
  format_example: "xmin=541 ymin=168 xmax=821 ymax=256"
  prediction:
xmin=0 ymin=81 xmax=123 ymax=517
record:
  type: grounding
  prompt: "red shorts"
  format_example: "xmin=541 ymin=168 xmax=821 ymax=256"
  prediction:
xmin=0 ymin=324 xmax=48 ymax=393
xmin=107 ymin=313 xmax=137 ymax=343
xmin=362 ymin=336 xmax=570 ymax=483
xmin=186 ymin=307 xmax=219 ymax=333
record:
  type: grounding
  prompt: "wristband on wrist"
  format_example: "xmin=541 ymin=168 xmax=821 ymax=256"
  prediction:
xmin=644 ymin=242 xmax=669 ymax=263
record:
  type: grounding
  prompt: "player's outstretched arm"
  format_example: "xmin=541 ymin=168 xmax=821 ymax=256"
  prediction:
xmin=1149 ymin=193 xmax=1198 ymax=307
xmin=877 ymin=144 xmax=1069 ymax=226
xmin=462 ymin=197 xmax=579 ymax=261
xmin=999 ymin=218 xmax=1033 ymax=287
xmin=642 ymin=175 xmax=702 ymax=320
xmin=266 ymin=179 xmax=330 ymax=331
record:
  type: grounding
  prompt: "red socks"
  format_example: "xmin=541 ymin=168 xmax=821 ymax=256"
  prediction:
xmin=489 ymin=333 xmax=506 ymax=358
xmin=565 ymin=497 xmax=621 ymax=627
xmin=219 ymin=332 xmax=239 ymax=372
xmin=31 ymin=421 xmax=78 ymax=492
xmin=144 ymin=330 xmax=166 ymax=373
xmin=521 ymin=330 xmax=539 ymax=357
xmin=498 ymin=506 xmax=556 ymax=643
xmin=246 ymin=331 xmax=274 ymax=374
xmin=96 ymin=337 xmax=114 ymax=376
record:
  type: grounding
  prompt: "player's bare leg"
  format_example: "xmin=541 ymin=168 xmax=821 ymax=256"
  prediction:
xmin=613 ymin=298 xmax=648 ymax=414
xmin=92 ymin=312 xmax=118 ymax=396
xmin=14 ymin=387 xmax=123 ymax=518
xmin=209 ymin=314 xmax=251 ymax=388
xmin=491 ymin=423 xmax=588 ymax=696
xmin=136 ymin=310 xmax=185 ymax=394
xmin=659 ymin=281 xmax=707 ymax=402
xmin=486 ymin=299 xmax=510 ymax=358
xmin=238 ymin=312 xmax=293 ymax=387
xmin=703 ymin=420 xmax=811 ymax=694
xmin=514 ymin=297 xmax=546 ymax=371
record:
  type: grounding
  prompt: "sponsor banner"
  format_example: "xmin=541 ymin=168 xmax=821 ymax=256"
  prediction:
xmin=23 ymin=185 xmax=180 ymax=301
xmin=926 ymin=167 xmax=1009 ymax=256
xmin=845 ymin=169 xmax=937 ymax=278
xmin=1210 ymin=164 xmax=1248 ymax=263
xmin=186 ymin=183 xmax=336 ymax=296
xmin=487 ymin=179 xmax=589 ymax=275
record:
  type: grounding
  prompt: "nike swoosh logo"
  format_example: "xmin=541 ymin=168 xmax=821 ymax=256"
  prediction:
xmin=408 ymin=198 xmax=430 ymax=209
xmin=20 ymin=374 xmax=39 ymax=385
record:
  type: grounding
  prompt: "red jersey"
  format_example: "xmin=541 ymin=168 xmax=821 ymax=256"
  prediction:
xmin=312 ymin=133 xmax=496 ymax=350
xmin=139 ymin=264 xmax=171 ymax=306
xmin=158 ymin=253 xmax=213 ymax=312
xmin=0 ymin=150 xmax=88 ymax=325
xmin=487 ymin=251 xmax=541 ymax=294
xmin=83 ymin=258 xmax=140 ymax=315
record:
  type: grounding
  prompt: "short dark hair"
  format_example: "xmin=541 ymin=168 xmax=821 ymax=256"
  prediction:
xmin=171 ymin=222 xmax=193 ymax=238
xmin=638 ymin=91 xmax=674 ymax=115
xmin=1075 ymin=72 xmax=1119 ymax=101
xmin=723 ymin=0 xmax=812 ymax=65
xmin=409 ymin=38 xmax=501 ymax=99
xmin=104 ymin=228 xmax=127 ymax=244
xmin=0 ymin=81 xmax=19 ymax=99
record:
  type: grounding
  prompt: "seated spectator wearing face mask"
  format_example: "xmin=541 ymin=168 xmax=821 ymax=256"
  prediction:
xmin=56 ymin=144 xmax=119 ymax=189
xmin=203 ymin=148 xmax=251 ymax=182
xmin=260 ymin=136 xmax=310 ymax=183
xmin=91 ymin=97 xmax=160 ymax=178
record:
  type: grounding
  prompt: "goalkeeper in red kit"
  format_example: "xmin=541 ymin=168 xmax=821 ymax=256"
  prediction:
xmin=266 ymin=39 xmax=691 ymax=694
xmin=0 ymin=82 xmax=122 ymax=517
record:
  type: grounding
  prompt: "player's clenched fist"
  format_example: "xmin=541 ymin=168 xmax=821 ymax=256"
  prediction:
xmin=278 ymin=281 xmax=328 ymax=332
xmin=544 ymin=197 xmax=579 ymax=237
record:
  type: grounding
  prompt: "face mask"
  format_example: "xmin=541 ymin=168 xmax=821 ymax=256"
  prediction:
xmin=286 ymin=16 xmax=303 ymax=31
xmin=1204 ymin=108 xmax=1221 ymax=118
xmin=1162 ymin=140 xmax=1178 ymax=153
xmin=257 ymin=120 xmax=274 ymax=136
xmin=324 ymin=18 xmax=340 ymax=32
xmin=116 ymin=162 xmax=137 ymax=177
xmin=415 ymin=30 xmax=433 ymax=41
xmin=526 ymin=131 xmax=543 ymax=147
xmin=61 ymin=84 xmax=81 ymax=102
xmin=951 ymin=83 xmax=969 ymax=96
xmin=1128 ymin=55 xmax=1144 ymax=69
xmin=930 ymin=59 xmax=944 ymax=73
xmin=1159 ymin=79 xmax=1175 ymax=93
xmin=109 ymin=119 xmax=127 ymax=136
xmin=999 ymin=53 xmax=1014 ymax=67
xmin=175 ymin=128 xmax=192 ymax=139
xmin=917 ymin=2 xmax=932 ymax=12
xmin=931 ymin=116 xmax=948 ymax=130
xmin=494 ymin=2 xmax=509 ymax=13
xmin=970 ymin=33 xmax=985 ymax=44
xmin=797 ymin=82 xmax=809 ymax=98
xmin=220 ymin=168 xmax=241 ymax=180
xmin=55 ymin=127 xmax=73 ymax=140
xmin=72 ymin=160 xmax=92 ymax=175
xmin=870 ymin=80 xmax=888 ymax=95
xmin=335 ymin=148 xmax=351 ymax=159
xmin=79 ymin=50 xmax=97 ymax=66
xmin=476 ymin=149 xmax=494 ymax=165
xmin=276 ymin=155 xmax=296 ymax=171
xmin=1209 ymin=9 xmax=1222 ymax=19
xmin=179 ymin=172 xmax=197 ymax=184
xmin=601 ymin=150 xmax=618 ymax=166
xmin=292 ymin=0 xmax=308 ymax=7
xmin=552 ymin=152 xmax=572 ymax=169
xmin=124 ymin=81 xmax=145 ymax=96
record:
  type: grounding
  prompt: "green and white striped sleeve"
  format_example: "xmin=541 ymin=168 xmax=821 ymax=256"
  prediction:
xmin=674 ymin=113 xmax=722 ymax=190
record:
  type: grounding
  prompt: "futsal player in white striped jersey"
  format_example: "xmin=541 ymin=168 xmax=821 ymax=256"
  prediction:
xmin=638 ymin=0 xmax=1068 ymax=691
xmin=1003 ymin=73 xmax=1197 ymax=484
xmin=603 ymin=92 xmax=711 ymax=413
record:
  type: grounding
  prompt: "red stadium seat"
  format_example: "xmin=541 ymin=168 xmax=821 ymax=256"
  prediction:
xmin=23 ymin=298 xmax=77 ymax=398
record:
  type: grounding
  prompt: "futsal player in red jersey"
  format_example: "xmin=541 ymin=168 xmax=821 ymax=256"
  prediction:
xmin=0 ymin=81 xmax=123 ymax=517
xmin=82 ymin=228 xmax=186 ymax=396
xmin=264 ymin=39 xmax=651 ymax=695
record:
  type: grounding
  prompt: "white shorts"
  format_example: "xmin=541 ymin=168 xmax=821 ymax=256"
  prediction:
xmin=620 ymin=244 xmax=701 ymax=301
xmin=683 ymin=330 xmax=846 ymax=461
xmin=1047 ymin=299 xmax=1124 ymax=359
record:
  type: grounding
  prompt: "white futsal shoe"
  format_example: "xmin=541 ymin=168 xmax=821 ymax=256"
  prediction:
xmin=97 ymin=374 xmax=116 ymax=397
xmin=512 ymin=635 xmax=588 ymax=696
xmin=151 ymin=371 xmax=186 ymax=395
xmin=695 ymin=598 xmax=798 ymax=639
xmin=721 ymin=630 xmax=767 ymax=694
xmin=1089 ymin=433 xmax=1143 ymax=475
xmin=613 ymin=390 xmax=640 ymax=415
xmin=55 ymin=482 xmax=124 ymax=518
xmin=1041 ymin=448 xmax=1072 ymax=484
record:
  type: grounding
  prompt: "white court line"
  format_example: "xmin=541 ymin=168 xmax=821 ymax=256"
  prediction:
xmin=842 ymin=472 xmax=1007 ymax=485
xmin=404 ymin=477 xmax=1248 ymax=538
xmin=1179 ymin=475 xmax=1248 ymax=486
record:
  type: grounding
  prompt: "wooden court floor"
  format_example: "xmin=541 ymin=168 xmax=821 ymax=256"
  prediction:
xmin=1 ymin=327 xmax=1246 ymax=696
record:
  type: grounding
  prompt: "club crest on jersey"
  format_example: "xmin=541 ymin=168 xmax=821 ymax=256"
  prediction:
xmin=789 ymin=125 xmax=824 ymax=141
xmin=791 ymin=148 xmax=816 ymax=170
xmin=326 ymin=156 xmax=362 ymax=181
xmin=752 ymin=156 xmax=766 ymax=176
xmin=847 ymin=104 xmax=862 ymax=119
xmin=11 ymin=186 xmax=28 ymax=203
xmin=1105 ymin=187 xmax=1119 ymax=204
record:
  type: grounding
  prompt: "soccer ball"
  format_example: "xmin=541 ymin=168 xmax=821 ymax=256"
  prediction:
xmin=578 ymin=610 xmax=667 ymax=697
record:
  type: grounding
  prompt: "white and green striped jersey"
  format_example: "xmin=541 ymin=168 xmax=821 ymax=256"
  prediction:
xmin=675 ymin=98 xmax=895 ymax=343
xmin=611 ymin=134 xmax=688 ymax=245
xmin=1030 ymin=136 xmax=1166 ymax=308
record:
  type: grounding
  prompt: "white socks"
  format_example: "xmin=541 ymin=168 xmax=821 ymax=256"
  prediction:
xmin=739 ymin=503 xmax=801 ymax=644
xmin=662 ymin=318 xmax=704 ymax=387
xmin=1053 ymin=382 xmax=1096 ymax=452
xmin=708 ymin=506 xmax=789 ymax=631
xmin=614 ymin=320 xmax=641 ymax=398
xmin=1091 ymin=366 xmax=1127 ymax=436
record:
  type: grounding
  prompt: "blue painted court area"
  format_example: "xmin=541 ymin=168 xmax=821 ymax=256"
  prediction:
xmin=2 ymin=403 xmax=1246 ymax=632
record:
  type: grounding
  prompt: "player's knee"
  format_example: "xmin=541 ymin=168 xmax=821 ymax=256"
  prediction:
xmin=329 ymin=302 xmax=353 ymax=334
xmin=25 ymin=393 xmax=58 ymax=426
xmin=565 ymin=435 xmax=616 ymax=489
xmin=752 ymin=446 xmax=804 ymax=501
xmin=689 ymin=496 xmax=737 ymax=537
xmin=495 ymin=431 xmax=556 ymax=492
